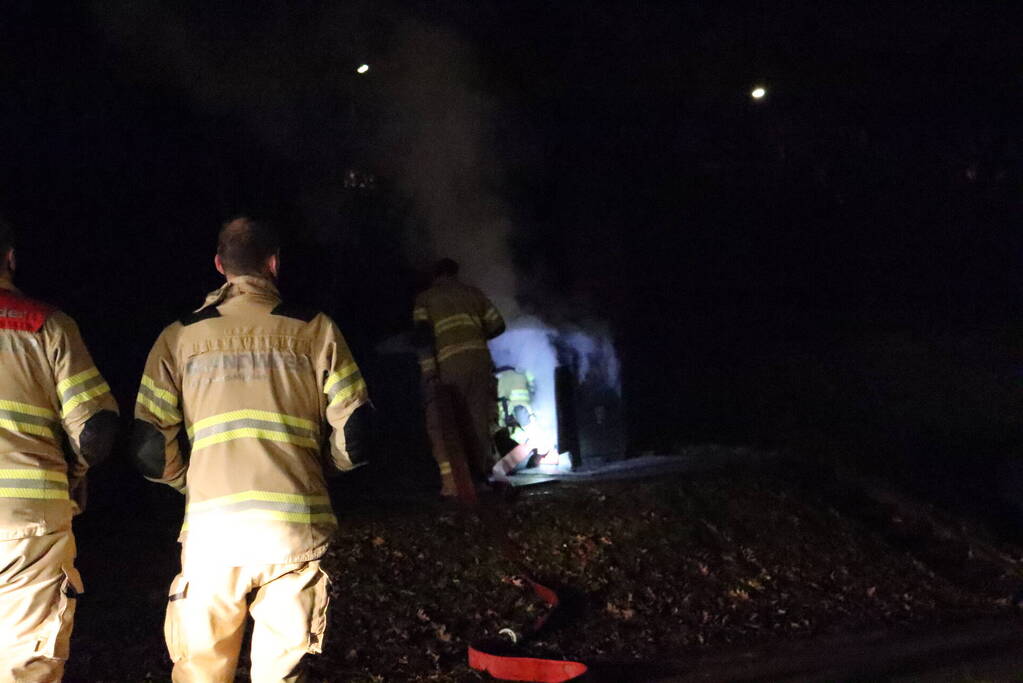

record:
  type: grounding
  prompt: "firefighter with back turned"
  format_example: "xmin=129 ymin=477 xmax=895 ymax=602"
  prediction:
xmin=0 ymin=219 xmax=119 ymax=682
xmin=414 ymin=258 xmax=505 ymax=497
xmin=130 ymin=217 xmax=371 ymax=682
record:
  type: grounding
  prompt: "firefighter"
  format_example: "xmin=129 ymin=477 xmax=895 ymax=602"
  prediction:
xmin=0 ymin=219 xmax=119 ymax=682
xmin=414 ymin=258 xmax=505 ymax=495
xmin=492 ymin=367 xmax=544 ymax=478
xmin=495 ymin=366 xmax=535 ymax=442
xmin=130 ymin=217 xmax=371 ymax=682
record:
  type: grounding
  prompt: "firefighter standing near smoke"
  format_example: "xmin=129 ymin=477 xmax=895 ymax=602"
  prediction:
xmin=495 ymin=366 xmax=535 ymax=442
xmin=130 ymin=217 xmax=371 ymax=682
xmin=0 ymin=220 xmax=119 ymax=682
xmin=414 ymin=258 xmax=505 ymax=495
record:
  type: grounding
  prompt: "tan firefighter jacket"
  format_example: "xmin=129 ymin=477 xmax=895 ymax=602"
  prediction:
xmin=413 ymin=278 xmax=505 ymax=377
xmin=0 ymin=274 xmax=119 ymax=540
xmin=132 ymin=276 xmax=369 ymax=565
xmin=496 ymin=369 xmax=534 ymax=407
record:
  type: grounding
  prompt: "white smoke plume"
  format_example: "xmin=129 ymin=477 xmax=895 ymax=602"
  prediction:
xmin=91 ymin=3 xmax=622 ymax=456
xmin=378 ymin=21 xmax=621 ymax=456
xmin=374 ymin=20 xmax=517 ymax=316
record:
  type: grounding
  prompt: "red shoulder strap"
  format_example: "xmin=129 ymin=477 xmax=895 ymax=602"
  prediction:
xmin=0 ymin=290 xmax=54 ymax=333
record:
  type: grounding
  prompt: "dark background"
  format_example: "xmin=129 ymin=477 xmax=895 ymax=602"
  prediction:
xmin=2 ymin=2 xmax=1023 ymax=521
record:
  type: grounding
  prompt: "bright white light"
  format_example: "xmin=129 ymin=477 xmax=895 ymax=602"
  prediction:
xmin=751 ymin=86 xmax=766 ymax=100
xmin=356 ymin=64 xmax=370 ymax=74
xmin=488 ymin=319 xmax=561 ymax=456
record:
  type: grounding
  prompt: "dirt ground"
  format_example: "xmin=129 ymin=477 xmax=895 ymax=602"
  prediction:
xmin=63 ymin=455 xmax=1021 ymax=682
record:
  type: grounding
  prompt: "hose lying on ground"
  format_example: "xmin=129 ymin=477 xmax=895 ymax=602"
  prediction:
xmin=468 ymin=575 xmax=588 ymax=682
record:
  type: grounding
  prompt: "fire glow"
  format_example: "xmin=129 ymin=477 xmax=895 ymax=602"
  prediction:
xmin=488 ymin=316 xmax=620 ymax=475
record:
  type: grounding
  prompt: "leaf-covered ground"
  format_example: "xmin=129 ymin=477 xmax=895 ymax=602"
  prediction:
xmin=66 ymin=459 xmax=1019 ymax=682
xmin=308 ymin=465 xmax=1016 ymax=682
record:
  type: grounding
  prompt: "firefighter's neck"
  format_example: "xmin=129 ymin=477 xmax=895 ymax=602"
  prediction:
xmin=215 ymin=253 xmax=279 ymax=283
xmin=224 ymin=271 xmax=275 ymax=285
xmin=0 ymin=249 xmax=14 ymax=281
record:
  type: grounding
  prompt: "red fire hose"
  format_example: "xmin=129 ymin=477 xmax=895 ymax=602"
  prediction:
xmin=468 ymin=576 xmax=588 ymax=682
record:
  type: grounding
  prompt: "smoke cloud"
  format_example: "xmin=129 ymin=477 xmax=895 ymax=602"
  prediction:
xmin=372 ymin=20 xmax=518 ymax=318
xmin=92 ymin=2 xmax=621 ymax=455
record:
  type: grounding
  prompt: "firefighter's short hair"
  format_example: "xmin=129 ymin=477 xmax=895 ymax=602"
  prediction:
xmin=217 ymin=216 xmax=280 ymax=276
xmin=434 ymin=258 xmax=459 ymax=278
xmin=0 ymin=218 xmax=14 ymax=257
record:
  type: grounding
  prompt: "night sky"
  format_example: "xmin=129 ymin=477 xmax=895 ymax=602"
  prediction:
xmin=2 ymin=2 xmax=1022 ymax=498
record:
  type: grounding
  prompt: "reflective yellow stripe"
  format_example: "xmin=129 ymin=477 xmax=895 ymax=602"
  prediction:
xmin=189 ymin=410 xmax=316 ymax=437
xmin=419 ymin=357 xmax=437 ymax=372
xmin=192 ymin=428 xmax=318 ymax=452
xmin=437 ymin=340 xmax=489 ymax=362
xmin=324 ymin=363 xmax=359 ymax=394
xmin=56 ymin=367 xmax=99 ymax=398
xmin=188 ymin=490 xmax=330 ymax=512
xmin=413 ymin=307 xmax=429 ymax=322
xmin=438 ymin=462 xmax=452 ymax=474
xmin=434 ymin=313 xmax=478 ymax=335
xmin=61 ymin=382 xmax=111 ymax=418
xmin=0 ymin=488 xmax=69 ymax=500
xmin=0 ymin=400 xmax=56 ymax=419
xmin=0 ymin=469 xmax=67 ymax=482
xmin=0 ymin=417 xmax=55 ymax=438
xmin=137 ymin=394 xmax=179 ymax=424
xmin=328 ymin=378 xmax=367 ymax=407
xmin=484 ymin=307 xmax=501 ymax=321
xmin=181 ymin=510 xmax=336 ymax=531
xmin=237 ymin=509 xmax=338 ymax=524
xmin=141 ymin=375 xmax=179 ymax=407
xmin=183 ymin=490 xmax=337 ymax=530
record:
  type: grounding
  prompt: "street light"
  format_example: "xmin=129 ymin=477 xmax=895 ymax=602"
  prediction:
xmin=356 ymin=64 xmax=370 ymax=75
xmin=751 ymin=86 xmax=766 ymax=100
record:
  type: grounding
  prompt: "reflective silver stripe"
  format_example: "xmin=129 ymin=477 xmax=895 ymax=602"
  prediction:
xmin=192 ymin=418 xmax=317 ymax=443
xmin=437 ymin=340 xmax=489 ymax=362
xmin=0 ymin=469 xmax=70 ymax=500
xmin=434 ymin=313 xmax=479 ymax=335
xmin=190 ymin=499 xmax=334 ymax=516
xmin=327 ymin=369 xmax=364 ymax=404
xmin=0 ymin=478 xmax=69 ymax=490
xmin=59 ymin=371 xmax=107 ymax=406
xmin=0 ymin=408 xmax=59 ymax=438
xmin=182 ymin=490 xmax=337 ymax=529
xmin=137 ymin=383 xmax=181 ymax=421
xmin=0 ymin=410 xmax=57 ymax=428
xmin=141 ymin=375 xmax=178 ymax=406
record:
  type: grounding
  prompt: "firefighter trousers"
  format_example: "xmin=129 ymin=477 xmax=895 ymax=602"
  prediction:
xmin=439 ymin=353 xmax=497 ymax=480
xmin=422 ymin=379 xmax=460 ymax=497
xmin=165 ymin=559 xmax=330 ymax=683
xmin=0 ymin=530 xmax=82 ymax=683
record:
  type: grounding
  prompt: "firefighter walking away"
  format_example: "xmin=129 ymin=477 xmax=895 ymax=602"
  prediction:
xmin=0 ymin=219 xmax=119 ymax=682
xmin=130 ymin=217 xmax=371 ymax=682
xmin=414 ymin=258 xmax=505 ymax=497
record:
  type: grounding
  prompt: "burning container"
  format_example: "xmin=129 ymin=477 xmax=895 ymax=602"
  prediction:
xmin=489 ymin=319 xmax=624 ymax=471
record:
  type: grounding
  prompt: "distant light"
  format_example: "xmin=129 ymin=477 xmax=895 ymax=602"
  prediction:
xmin=356 ymin=64 xmax=370 ymax=74
xmin=751 ymin=86 xmax=766 ymax=100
